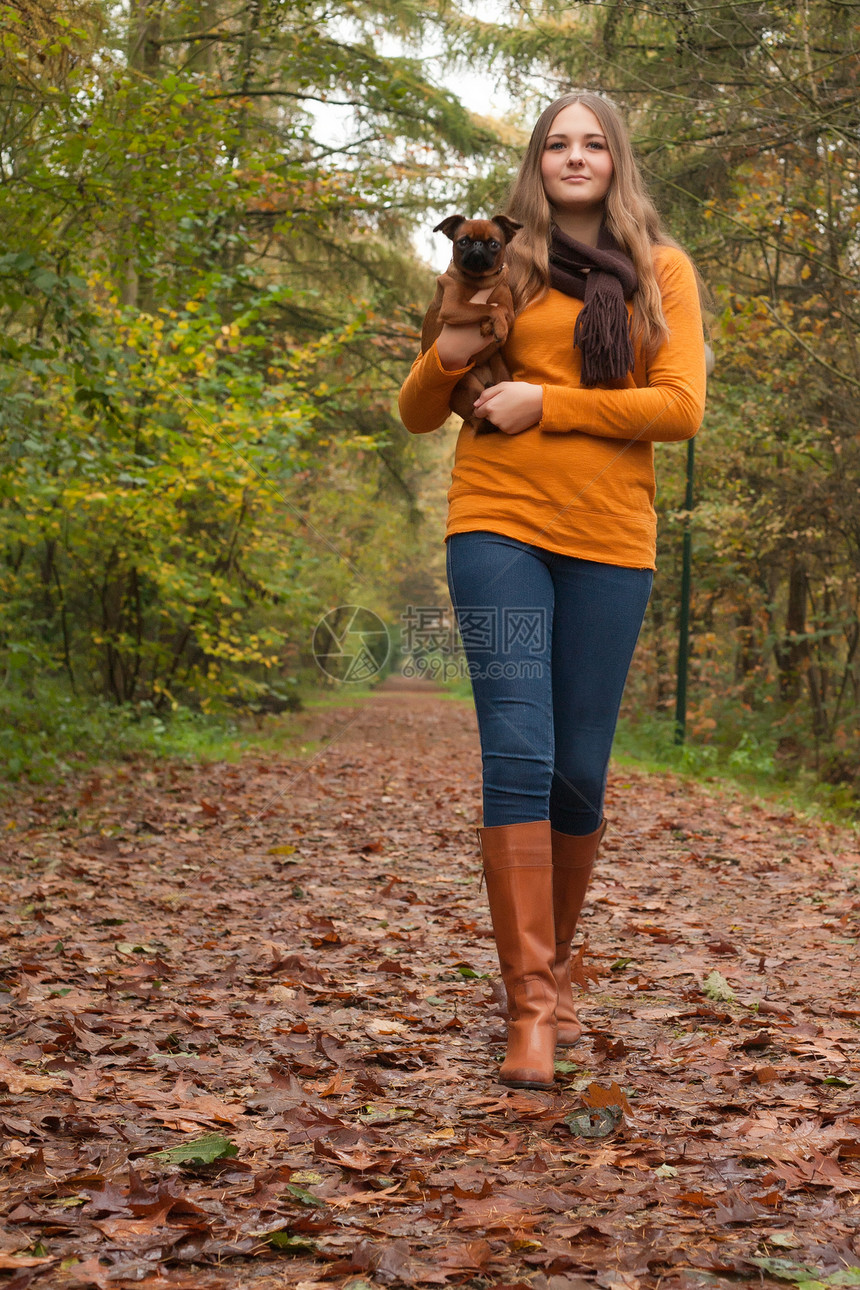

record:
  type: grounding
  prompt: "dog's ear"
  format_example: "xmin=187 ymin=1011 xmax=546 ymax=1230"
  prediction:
xmin=433 ymin=215 xmax=468 ymax=240
xmin=491 ymin=215 xmax=523 ymax=244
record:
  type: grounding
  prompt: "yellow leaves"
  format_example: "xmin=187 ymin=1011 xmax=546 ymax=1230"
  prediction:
xmin=1 ymin=266 xmax=376 ymax=703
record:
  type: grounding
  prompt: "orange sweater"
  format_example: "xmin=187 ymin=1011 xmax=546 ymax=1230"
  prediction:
xmin=398 ymin=245 xmax=706 ymax=570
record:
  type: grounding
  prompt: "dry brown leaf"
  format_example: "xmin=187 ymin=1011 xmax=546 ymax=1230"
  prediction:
xmin=365 ymin=1017 xmax=408 ymax=1037
xmin=0 ymin=1055 xmax=62 ymax=1093
xmin=0 ymin=1255 xmax=56 ymax=1269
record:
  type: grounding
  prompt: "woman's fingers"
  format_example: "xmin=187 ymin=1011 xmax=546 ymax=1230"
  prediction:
xmin=473 ymin=382 xmax=504 ymax=411
xmin=473 ymin=382 xmax=543 ymax=434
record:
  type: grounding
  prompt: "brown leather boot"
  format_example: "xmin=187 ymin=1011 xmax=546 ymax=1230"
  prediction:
xmin=551 ymin=820 xmax=606 ymax=1046
xmin=477 ymin=820 xmax=556 ymax=1090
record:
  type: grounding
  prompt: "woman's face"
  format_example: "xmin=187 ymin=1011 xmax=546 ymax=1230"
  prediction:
xmin=540 ymin=101 xmax=614 ymax=217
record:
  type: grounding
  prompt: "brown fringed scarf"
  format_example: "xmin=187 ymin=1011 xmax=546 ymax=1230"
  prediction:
xmin=548 ymin=225 xmax=638 ymax=387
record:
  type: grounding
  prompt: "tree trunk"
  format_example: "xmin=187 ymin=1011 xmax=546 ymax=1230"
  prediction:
xmin=775 ymin=558 xmax=807 ymax=703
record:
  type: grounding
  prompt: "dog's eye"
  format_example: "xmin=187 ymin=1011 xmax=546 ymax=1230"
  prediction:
xmin=456 ymin=237 xmax=471 ymax=248
xmin=488 ymin=240 xmax=500 ymax=250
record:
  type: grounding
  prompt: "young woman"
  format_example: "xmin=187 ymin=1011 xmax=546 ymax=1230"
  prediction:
xmin=399 ymin=92 xmax=706 ymax=1090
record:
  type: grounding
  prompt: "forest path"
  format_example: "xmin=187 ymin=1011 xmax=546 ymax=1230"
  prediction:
xmin=1 ymin=686 xmax=858 ymax=1290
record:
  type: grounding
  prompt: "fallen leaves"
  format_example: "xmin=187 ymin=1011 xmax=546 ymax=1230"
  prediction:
xmin=0 ymin=1056 xmax=62 ymax=1095
xmin=564 ymin=1107 xmax=623 ymax=1139
xmin=702 ymin=969 xmax=736 ymax=1001
xmin=0 ymin=686 xmax=858 ymax=1288
xmin=0 ymin=1254 xmax=55 ymax=1269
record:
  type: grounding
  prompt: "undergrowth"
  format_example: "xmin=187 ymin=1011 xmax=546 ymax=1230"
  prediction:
xmin=611 ymin=712 xmax=859 ymax=826
xmin=440 ymin=675 xmax=859 ymax=826
xmin=0 ymin=682 xmax=242 ymax=783
xmin=0 ymin=678 xmax=378 ymax=788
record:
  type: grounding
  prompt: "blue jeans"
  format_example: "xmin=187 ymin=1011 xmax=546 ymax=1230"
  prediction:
xmin=446 ymin=531 xmax=653 ymax=834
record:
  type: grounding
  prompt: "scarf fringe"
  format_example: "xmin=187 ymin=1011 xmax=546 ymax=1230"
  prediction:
xmin=574 ymin=288 xmax=635 ymax=387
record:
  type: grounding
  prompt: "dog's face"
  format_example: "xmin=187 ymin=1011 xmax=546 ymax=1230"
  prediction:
xmin=433 ymin=214 xmax=522 ymax=277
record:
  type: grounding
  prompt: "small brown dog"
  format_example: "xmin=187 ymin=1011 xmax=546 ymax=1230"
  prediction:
xmin=421 ymin=214 xmax=522 ymax=434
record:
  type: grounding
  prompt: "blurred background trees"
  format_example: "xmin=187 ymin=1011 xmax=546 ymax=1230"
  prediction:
xmin=0 ymin=0 xmax=489 ymax=711
xmin=1 ymin=0 xmax=857 ymax=799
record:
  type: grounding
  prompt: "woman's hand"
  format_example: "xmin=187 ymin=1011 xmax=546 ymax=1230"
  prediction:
xmin=434 ymin=286 xmax=497 ymax=370
xmin=435 ymin=322 xmax=490 ymax=371
xmin=473 ymin=382 xmax=543 ymax=435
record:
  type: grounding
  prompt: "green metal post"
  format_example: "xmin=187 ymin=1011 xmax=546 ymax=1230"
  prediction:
xmin=674 ymin=436 xmax=695 ymax=745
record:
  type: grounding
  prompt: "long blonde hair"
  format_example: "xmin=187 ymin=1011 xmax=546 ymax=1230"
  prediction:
xmin=506 ymin=91 xmax=697 ymax=356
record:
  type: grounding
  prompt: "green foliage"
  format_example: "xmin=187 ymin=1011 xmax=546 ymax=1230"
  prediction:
xmin=283 ymin=1183 xmax=324 ymax=1207
xmin=2 ymin=285 xmax=327 ymax=704
xmin=264 ymin=1231 xmax=319 ymax=1253
xmin=0 ymin=0 xmax=488 ymax=734
xmin=147 ymin=1133 xmax=238 ymax=1164
xmin=749 ymin=1259 xmax=860 ymax=1289
xmin=613 ymin=711 xmax=859 ymax=822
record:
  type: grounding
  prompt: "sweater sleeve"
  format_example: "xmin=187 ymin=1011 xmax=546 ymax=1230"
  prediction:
xmin=538 ymin=249 xmax=706 ymax=443
xmin=398 ymin=343 xmax=474 ymax=435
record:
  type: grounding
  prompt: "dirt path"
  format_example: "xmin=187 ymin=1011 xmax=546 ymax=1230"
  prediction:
xmin=1 ymin=687 xmax=858 ymax=1290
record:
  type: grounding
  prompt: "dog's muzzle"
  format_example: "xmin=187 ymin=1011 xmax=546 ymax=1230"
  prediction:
xmin=460 ymin=243 xmax=497 ymax=273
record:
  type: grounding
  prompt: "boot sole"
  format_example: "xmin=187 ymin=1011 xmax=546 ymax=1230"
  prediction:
xmin=500 ymin=1077 xmax=555 ymax=1090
